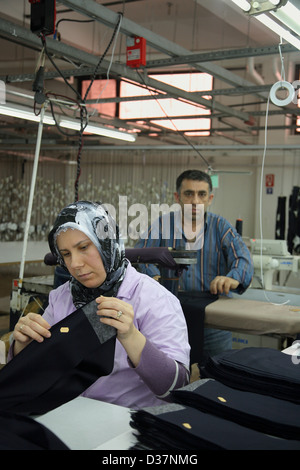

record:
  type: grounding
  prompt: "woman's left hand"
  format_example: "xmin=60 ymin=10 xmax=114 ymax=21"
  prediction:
xmin=95 ymin=296 xmax=146 ymax=367
xmin=95 ymin=296 xmax=135 ymax=340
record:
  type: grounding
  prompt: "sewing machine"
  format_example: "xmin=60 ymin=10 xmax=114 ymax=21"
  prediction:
xmin=250 ymin=239 xmax=300 ymax=290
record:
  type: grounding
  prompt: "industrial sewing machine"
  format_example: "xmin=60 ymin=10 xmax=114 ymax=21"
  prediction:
xmin=250 ymin=239 xmax=300 ymax=291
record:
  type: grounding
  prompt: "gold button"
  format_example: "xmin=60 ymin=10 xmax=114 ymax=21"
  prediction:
xmin=182 ymin=423 xmax=192 ymax=429
xmin=60 ymin=327 xmax=69 ymax=333
xmin=217 ymin=396 xmax=227 ymax=403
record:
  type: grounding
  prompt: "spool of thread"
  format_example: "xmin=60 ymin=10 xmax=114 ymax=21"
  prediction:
xmin=270 ymin=81 xmax=295 ymax=107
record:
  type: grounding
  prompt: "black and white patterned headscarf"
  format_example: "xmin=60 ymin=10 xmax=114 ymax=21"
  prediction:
xmin=48 ymin=201 xmax=128 ymax=308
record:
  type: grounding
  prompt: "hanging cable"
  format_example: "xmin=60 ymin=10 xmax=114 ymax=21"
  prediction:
xmin=258 ymin=39 xmax=290 ymax=306
xmin=83 ymin=13 xmax=123 ymax=104
xmin=74 ymin=12 xmax=123 ymax=202
xmin=37 ymin=14 xmax=123 ymax=201
xmin=88 ymin=14 xmax=123 ymax=118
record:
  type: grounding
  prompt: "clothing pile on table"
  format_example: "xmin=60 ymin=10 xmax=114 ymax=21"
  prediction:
xmin=200 ymin=347 xmax=300 ymax=403
xmin=130 ymin=347 xmax=300 ymax=450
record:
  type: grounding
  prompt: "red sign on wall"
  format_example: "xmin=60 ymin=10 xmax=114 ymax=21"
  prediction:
xmin=265 ymin=174 xmax=275 ymax=187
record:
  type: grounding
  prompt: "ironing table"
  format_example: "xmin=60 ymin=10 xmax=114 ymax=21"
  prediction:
xmin=204 ymin=295 xmax=300 ymax=337
xmin=129 ymin=247 xmax=300 ymax=339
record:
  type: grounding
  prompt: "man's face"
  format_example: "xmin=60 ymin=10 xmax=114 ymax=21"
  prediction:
xmin=174 ymin=178 xmax=214 ymax=221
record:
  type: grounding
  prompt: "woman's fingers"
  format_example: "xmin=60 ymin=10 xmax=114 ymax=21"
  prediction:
xmin=14 ymin=313 xmax=51 ymax=343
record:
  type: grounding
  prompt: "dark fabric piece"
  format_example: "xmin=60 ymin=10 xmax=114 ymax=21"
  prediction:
xmin=0 ymin=411 xmax=69 ymax=450
xmin=177 ymin=291 xmax=218 ymax=365
xmin=275 ymin=196 xmax=286 ymax=240
xmin=130 ymin=403 xmax=300 ymax=450
xmin=172 ymin=379 xmax=300 ymax=440
xmin=287 ymin=186 xmax=300 ymax=253
xmin=200 ymin=347 xmax=300 ymax=403
xmin=126 ymin=247 xmax=177 ymax=268
xmin=0 ymin=301 xmax=116 ymax=415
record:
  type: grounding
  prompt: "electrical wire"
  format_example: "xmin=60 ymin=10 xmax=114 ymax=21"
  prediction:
xmin=37 ymin=14 xmax=123 ymax=201
xmin=258 ymin=58 xmax=290 ymax=306
xmin=87 ymin=14 xmax=123 ymax=118
xmin=74 ymin=12 xmax=123 ymax=202
xmin=82 ymin=13 xmax=123 ymax=104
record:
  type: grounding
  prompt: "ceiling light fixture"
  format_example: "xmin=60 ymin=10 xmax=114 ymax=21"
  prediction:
xmin=270 ymin=1 xmax=300 ymax=36
xmin=230 ymin=0 xmax=300 ymax=50
xmin=230 ymin=0 xmax=251 ymax=11
xmin=0 ymin=103 xmax=55 ymax=125
xmin=59 ymin=117 xmax=137 ymax=142
xmin=0 ymin=103 xmax=137 ymax=142
xmin=255 ymin=13 xmax=300 ymax=49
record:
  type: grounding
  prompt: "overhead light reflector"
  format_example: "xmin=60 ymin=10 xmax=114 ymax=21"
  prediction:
xmin=230 ymin=0 xmax=300 ymax=50
xmin=0 ymin=103 xmax=137 ymax=142
xmin=0 ymin=103 xmax=55 ymax=125
xmin=59 ymin=118 xmax=137 ymax=142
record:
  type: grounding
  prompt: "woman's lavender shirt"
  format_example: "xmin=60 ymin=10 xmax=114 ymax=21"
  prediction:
xmin=42 ymin=262 xmax=190 ymax=409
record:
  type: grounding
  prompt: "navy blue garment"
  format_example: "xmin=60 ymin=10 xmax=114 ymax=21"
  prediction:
xmin=200 ymin=347 xmax=300 ymax=403
xmin=130 ymin=403 xmax=300 ymax=450
xmin=177 ymin=291 xmax=218 ymax=365
xmin=0 ymin=301 xmax=116 ymax=415
xmin=0 ymin=411 xmax=69 ymax=450
xmin=171 ymin=378 xmax=300 ymax=440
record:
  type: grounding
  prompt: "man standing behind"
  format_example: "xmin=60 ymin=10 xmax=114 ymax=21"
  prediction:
xmin=135 ymin=169 xmax=254 ymax=358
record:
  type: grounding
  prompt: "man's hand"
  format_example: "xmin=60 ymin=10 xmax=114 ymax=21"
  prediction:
xmin=210 ymin=276 xmax=239 ymax=295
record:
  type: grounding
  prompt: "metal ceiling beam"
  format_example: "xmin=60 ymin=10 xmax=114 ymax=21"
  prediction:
xmin=57 ymin=0 xmax=270 ymax=97
xmin=146 ymin=44 xmax=297 ymax=69
xmin=0 ymin=18 xmax=251 ymax=122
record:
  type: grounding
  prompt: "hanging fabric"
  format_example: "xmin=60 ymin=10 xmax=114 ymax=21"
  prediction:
xmin=287 ymin=186 xmax=300 ymax=254
xmin=275 ymin=196 xmax=286 ymax=240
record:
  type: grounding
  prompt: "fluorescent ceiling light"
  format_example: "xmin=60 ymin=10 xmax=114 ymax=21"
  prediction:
xmin=230 ymin=0 xmax=300 ymax=50
xmin=0 ymin=103 xmax=55 ymax=125
xmin=59 ymin=118 xmax=137 ymax=142
xmin=0 ymin=103 xmax=137 ymax=142
xmin=230 ymin=0 xmax=251 ymax=11
xmin=271 ymin=1 xmax=300 ymax=36
xmin=256 ymin=13 xmax=300 ymax=50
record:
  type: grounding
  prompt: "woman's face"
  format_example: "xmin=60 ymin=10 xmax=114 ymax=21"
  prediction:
xmin=56 ymin=228 xmax=107 ymax=288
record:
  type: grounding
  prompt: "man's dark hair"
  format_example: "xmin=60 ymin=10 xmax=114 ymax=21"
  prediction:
xmin=176 ymin=169 xmax=213 ymax=193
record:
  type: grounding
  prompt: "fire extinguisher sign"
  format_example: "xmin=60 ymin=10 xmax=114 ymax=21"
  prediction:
xmin=265 ymin=174 xmax=274 ymax=194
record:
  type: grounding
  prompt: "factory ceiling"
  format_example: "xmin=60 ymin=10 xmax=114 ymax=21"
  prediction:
xmin=0 ymin=0 xmax=299 ymax=162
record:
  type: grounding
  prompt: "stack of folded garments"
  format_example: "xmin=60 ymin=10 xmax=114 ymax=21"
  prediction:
xmin=130 ymin=347 xmax=300 ymax=450
xmin=200 ymin=347 xmax=300 ymax=403
xmin=130 ymin=401 xmax=300 ymax=450
xmin=171 ymin=378 xmax=300 ymax=440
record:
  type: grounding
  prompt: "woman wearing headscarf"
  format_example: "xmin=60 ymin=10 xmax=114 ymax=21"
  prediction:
xmin=11 ymin=201 xmax=190 ymax=409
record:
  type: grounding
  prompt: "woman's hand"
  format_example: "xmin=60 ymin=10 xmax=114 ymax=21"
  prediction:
xmin=96 ymin=296 xmax=146 ymax=367
xmin=96 ymin=296 xmax=135 ymax=340
xmin=13 ymin=313 xmax=51 ymax=355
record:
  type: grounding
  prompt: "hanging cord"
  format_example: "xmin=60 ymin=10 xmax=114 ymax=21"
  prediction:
xmin=40 ymin=33 xmax=83 ymax=102
xmin=258 ymin=51 xmax=289 ymax=306
xmin=278 ymin=37 xmax=286 ymax=82
xmin=88 ymin=14 xmax=123 ymax=118
xmin=38 ymin=15 xmax=123 ymax=201
xmin=83 ymin=13 xmax=123 ymax=104
xmin=74 ymin=13 xmax=123 ymax=202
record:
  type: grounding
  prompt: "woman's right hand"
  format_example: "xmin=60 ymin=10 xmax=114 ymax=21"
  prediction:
xmin=13 ymin=312 xmax=51 ymax=355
